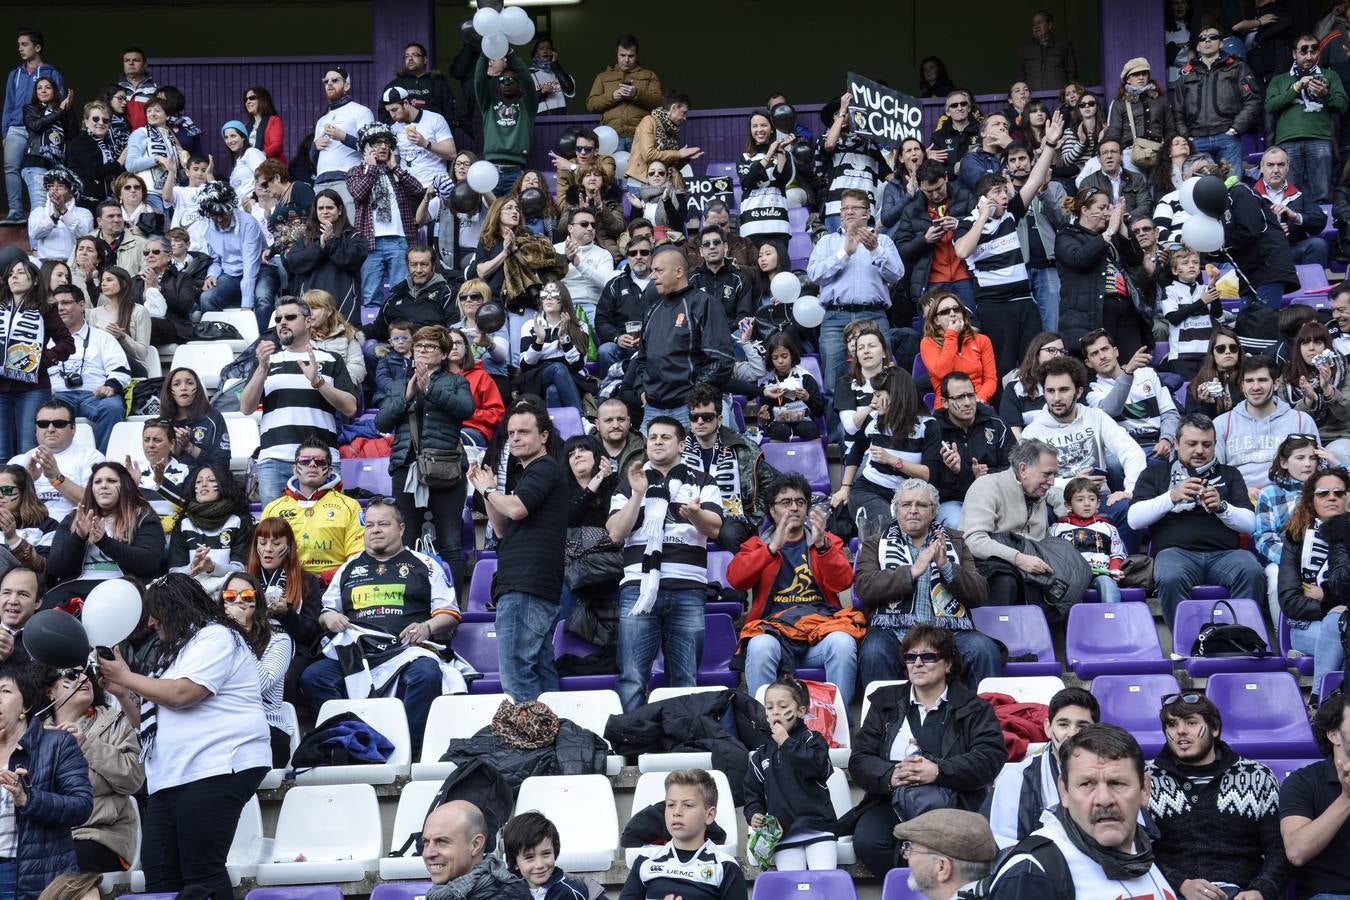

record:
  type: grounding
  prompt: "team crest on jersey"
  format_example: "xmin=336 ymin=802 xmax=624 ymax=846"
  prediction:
xmin=984 ymin=427 xmax=994 ymax=443
xmin=699 ymin=865 xmax=715 ymax=881
xmin=675 ymin=313 xmax=686 ymax=327
xmin=326 ymin=508 xmax=336 ymax=519
xmin=376 ymin=565 xmax=386 ymax=575
xmin=193 ymin=426 xmax=207 ymax=443
xmin=398 ymin=563 xmax=411 ymax=578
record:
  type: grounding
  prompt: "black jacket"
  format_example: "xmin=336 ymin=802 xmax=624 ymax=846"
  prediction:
xmin=46 ymin=510 xmax=166 ymax=585
xmin=1255 ymin=184 xmax=1328 ymax=246
xmin=283 ymin=228 xmax=370 ymax=323
xmin=689 ymin=263 xmax=754 ymax=323
xmin=382 ymin=71 xmax=456 ymax=122
xmin=268 ymin=569 xmax=327 ymax=657
xmin=894 ymin=183 xmax=977 ymax=300
xmin=22 ymin=102 xmax=67 ymax=168
xmin=929 ymin=118 xmax=981 ymax=175
xmin=131 ymin=252 xmax=209 ymax=344
xmin=369 ymin=274 xmax=457 ymax=342
xmin=1175 ymin=55 xmax=1264 ymax=137
xmin=625 ymin=284 xmax=734 ymax=409
xmin=744 ymin=720 xmax=837 ymax=837
xmin=842 ymin=681 xmax=1006 ymax=832
xmin=66 ymin=131 xmax=124 ymax=209
xmin=931 ymin=403 xmax=1016 ymax=503
xmin=1225 ymin=183 xmax=1298 ymax=293
xmin=1104 ymin=86 xmax=1174 ymax=146
xmin=440 ymin=719 xmax=609 ymax=792
xmin=1054 ymin=224 xmax=1154 ymax=351
xmin=1278 ymin=528 xmax=1350 ymax=622
xmin=376 ymin=368 xmax=474 ymax=471
xmin=594 ymin=269 xmax=651 ymax=346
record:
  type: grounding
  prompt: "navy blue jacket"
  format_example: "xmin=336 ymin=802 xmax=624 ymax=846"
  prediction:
xmin=10 ymin=717 xmax=94 ymax=900
xmin=2 ymin=63 xmax=63 ymax=131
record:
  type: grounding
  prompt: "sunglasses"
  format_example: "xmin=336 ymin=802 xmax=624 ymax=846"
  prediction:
xmin=1297 ymin=45 xmax=1320 ymax=53
xmin=1162 ymin=692 xmax=1204 ymax=707
xmin=627 ymin=248 xmax=651 ymax=257
xmin=294 ymin=456 xmax=330 ymax=468
xmin=274 ymin=313 xmax=300 ymax=324
xmin=36 ymin=419 xmax=71 ymax=429
xmin=1078 ymin=101 xmax=1097 ymax=109
xmin=947 ymin=100 xmax=970 ymax=109
xmin=460 ymin=292 xmax=484 ymax=302
xmin=1198 ymin=32 xmax=1222 ymax=40
xmin=573 ymin=221 xmax=596 ymax=228
xmin=245 ymin=95 xmax=258 ymax=101
xmin=1314 ymin=487 xmax=1349 ymax=498
xmin=903 ymin=651 xmax=944 ymax=665
xmin=1213 ymin=343 xmax=1239 ymax=353
xmin=936 ymin=305 xmax=964 ymax=316
xmin=575 ymin=145 xmax=596 ymax=154
xmin=57 ymin=668 xmax=84 ymax=682
xmin=87 ymin=116 xmax=108 ymax=123
xmin=689 ymin=411 xmax=719 ymax=423
xmin=701 ymin=240 xmax=723 ymax=248
xmin=222 ymin=589 xmax=256 ymax=605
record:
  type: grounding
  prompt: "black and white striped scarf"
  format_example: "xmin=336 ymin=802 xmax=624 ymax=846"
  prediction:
xmin=682 ymin=434 xmax=745 ymax=521
xmin=137 ymin=689 xmax=158 ymax=762
xmin=1301 ymin=519 xmax=1330 ymax=586
xmin=871 ymin=523 xmax=970 ymax=631
xmin=632 ymin=463 xmax=690 ymax=616
xmin=1292 ymin=63 xmax=1326 ymax=113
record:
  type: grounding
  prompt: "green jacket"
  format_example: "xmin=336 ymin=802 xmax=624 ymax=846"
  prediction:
xmin=473 ymin=52 xmax=537 ymax=166
xmin=1266 ymin=69 xmax=1348 ymax=144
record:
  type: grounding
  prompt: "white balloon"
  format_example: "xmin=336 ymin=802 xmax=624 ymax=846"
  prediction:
xmin=793 ymin=295 xmax=825 ymax=328
xmin=467 ymin=159 xmax=499 ymax=194
xmin=1181 ymin=214 xmax=1226 ymax=252
xmin=500 ymin=7 xmax=534 ymax=44
xmin=785 ymin=187 xmax=807 ymax=209
xmin=472 ymin=7 xmax=501 ymax=37
xmin=771 ymin=271 xmax=801 ymax=303
xmin=1178 ymin=176 xmax=1201 ymax=217
xmin=480 ymin=33 xmax=510 ymax=61
xmin=82 ymin=579 xmax=143 ymax=647
xmin=594 ymin=125 xmax=620 ymax=157
xmin=611 ymin=150 xmax=630 ymax=173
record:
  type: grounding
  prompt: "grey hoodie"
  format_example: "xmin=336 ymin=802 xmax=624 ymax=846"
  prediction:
xmin=427 ymin=856 xmax=531 ymax=900
xmin=1214 ymin=398 xmax=1320 ymax=491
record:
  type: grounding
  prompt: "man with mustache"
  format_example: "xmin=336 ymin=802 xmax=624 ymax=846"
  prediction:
xmin=1145 ymin=693 xmax=1287 ymax=900
xmin=985 ymin=724 xmax=1171 ymax=899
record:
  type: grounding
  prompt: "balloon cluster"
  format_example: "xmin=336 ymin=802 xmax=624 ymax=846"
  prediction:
xmin=472 ymin=6 xmax=535 ymax=61
xmin=770 ymin=272 xmax=824 ymax=329
xmin=23 ymin=579 xmax=143 ymax=669
xmin=1177 ymin=174 xmax=1229 ymax=253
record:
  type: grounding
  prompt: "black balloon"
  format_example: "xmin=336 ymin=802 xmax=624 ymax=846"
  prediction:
xmin=23 ymin=609 xmax=90 ymax=669
xmin=476 ymin=302 xmax=506 ymax=335
xmin=519 ymin=187 xmax=547 ymax=219
xmin=1193 ymin=175 xmax=1229 ymax=218
xmin=770 ymin=103 xmax=797 ymax=134
xmin=555 ymin=130 xmax=578 ymax=160
xmin=791 ymin=140 xmax=814 ymax=170
xmin=449 ymin=181 xmax=481 ymax=215
xmin=458 ymin=17 xmax=481 ymax=48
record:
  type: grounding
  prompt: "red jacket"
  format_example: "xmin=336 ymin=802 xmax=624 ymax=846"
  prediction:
xmin=459 ymin=360 xmax=505 ymax=442
xmin=727 ymin=533 xmax=855 ymax=624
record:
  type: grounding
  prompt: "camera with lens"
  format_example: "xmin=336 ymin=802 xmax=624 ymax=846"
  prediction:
xmin=61 ymin=368 xmax=82 ymax=389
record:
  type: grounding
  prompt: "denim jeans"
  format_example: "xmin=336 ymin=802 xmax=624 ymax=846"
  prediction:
xmin=1091 ymin=573 xmax=1122 ymax=603
xmin=55 ymin=389 xmax=125 ymax=453
xmin=618 ymin=583 xmax=705 ymax=712
xmin=300 ymin=655 xmax=443 ymax=749
xmin=641 ymin=404 xmax=690 ymax=432
xmin=744 ymin=630 xmax=859 ymax=710
xmin=0 ymin=387 xmax=49 ymax=460
xmin=928 ymin=279 xmax=977 ymax=317
xmin=597 ymin=340 xmax=635 ymax=373
xmin=820 ymin=309 xmax=890 ymax=396
xmin=360 ymin=235 xmax=409 ymax=308
xmin=1283 ymin=138 xmax=1334 ymax=203
xmin=1289 ymin=610 xmax=1346 ymax=700
xmin=1028 ymin=265 xmax=1061 ymax=332
xmin=1154 ymin=546 xmax=1266 ymax=625
xmin=254 ymin=458 xmax=292 ymax=507
xmin=858 ymin=625 xmax=1003 ymax=690
xmin=494 ymin=165 xmax=522 ymax=198
xmin=936 ymin=500 xmax=964 ymax=529
xmin=1294 ymin=237 xmax=1331 ymax=267
xmin=3 ymin=125 xmax=26 ymax=217
xmin=19 ymin=167 xmax=46 ymax=216
xmin=1191 ymin=134 xmax=1243 ymax=180
xmin=495 ymin=590 xmax=560 ymax=702
xmin=1250 ymin=282 xmax=1286 ymax=310
xmin=539 ymin=360 xmax=583 ymax=410
xmin=0 ymin=859 xmax=13 ymax=900
xmin=199 ymin=267 xmax=280 ymax=318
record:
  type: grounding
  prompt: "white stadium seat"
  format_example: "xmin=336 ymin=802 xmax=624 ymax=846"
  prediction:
xmin=225 ymin=795 xmax=265 ymax=885
xmin=977 ymin=675 xmax=1066 ymax=706
xmin=378 ymin=779 xmax=444 ymax=880
xmin=223 ymin=413 xmax=260 ymax=476
xmin=413 ymin=693 xmax=511 ymax=781
xmin=295 ymin=698 xmax=411 ymax=786
xmin=860 ymin=680 xmax=907 ymax=724
xmin=514 ymin=774 xmax=618 ymax=873
xmin=202 ymin=309 xmax=261 ymax=350
xmin=104 ymin=420 xmax=146 ymax=471
xmin=259 ymin=702 xmax=300 ymax=790
xmin=827 ymin=768 xmax=859 ymax=865
xmin=254 ymin=784 xmax=382 ymax=885
xmin=99 ymin=801 xmax=141 ymax=892
xmin=170 ymin=341 xmax=236 ymax=390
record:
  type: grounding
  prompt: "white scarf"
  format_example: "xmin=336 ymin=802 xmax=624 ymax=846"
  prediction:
xmin=1300 ymin=519 xmax=1330 ymax=586
xmin=1292 ymin=63 xmax=1326 ymax=113
xmin=630 ymin=464 xmax=688 ymax=616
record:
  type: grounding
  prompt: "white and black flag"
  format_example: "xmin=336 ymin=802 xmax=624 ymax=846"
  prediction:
xmin=847 ymin=72 xmax=924 ymax=145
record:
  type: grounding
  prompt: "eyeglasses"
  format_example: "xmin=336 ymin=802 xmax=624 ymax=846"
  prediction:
xmin=87 ymin=116 xmax=108 ymax=123
xmin=947 ymin=101 xmax=969 ymax=109
xmin=689 ymin=411 xmax=719 ymax=423
xmin=773 ymin=497 xmax=808 ymax=508
xmin=1131 ymin=225 xmax=1155 ymax=234
xmin=1315 ymin=487 xmax=1349 ymax=498
xmin=1213 ymin=343 xmax=1239 ymax=353
xmin=903 ymin=651 xmax=944 ymax=665
xmin=448 ymin=340 xmax=466 ymax=348
xmin=144 ymin=248 xmax=164 ymax=256
xmin=1198 ymin=32 xmax=1222 ymax=41
xmin=1078 ymin=100 xmax=1097 ymax=109
xmin=390 ymin=334 xmax=412 ymax=343
xmin=294 ymin=456 xmax=330 ymax=468
xmin=413 ymin=342 xmax=441 ymax=352
xmin=274 ymin=313 xmax=300 ymax=324
xmin=900 ymin=842 xmax=939 ymax=860
xmin=701 ymin=240 xmax=724 ymax=248
xmin=944 ymin=392 xmax=976 ymax=403
xmin=575 ymin=145 xmax=596 ymax=154
xmin=1162 ymin=692 xmax=1204 ymax=707
xmin=1040 ymin=346 xmax=1067 ymax=356
xmin=57 ymin=668 xmax=84 ymax=682
xmin=627 ymin=248 xmax=651 ymax=257
xmin=35 ymin=419 xmax=71 ymax=429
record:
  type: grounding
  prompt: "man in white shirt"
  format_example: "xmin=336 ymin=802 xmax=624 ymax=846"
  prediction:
xmin=381 ymin=86 xmax=455 ymax=190
xmin=8 ymin=396 xmax=103 ymax=522
xmin=27 ymin=166 xmax=91 ymax=262
xmin=312 ymin=64 xmax=373 ymax=219
xmin=1080 ymin=328 xmax=1179 ymax=463
xmin=554 ymin=207 xmax=615 ymax=324
xmin=47 ymin=285 xmax=130 ymax=452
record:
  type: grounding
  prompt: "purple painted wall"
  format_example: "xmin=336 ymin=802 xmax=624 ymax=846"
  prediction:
xmin=371 ymin=0 xmax=435 ymax=100
xmin=1098 ymin=0 xmax=1166 ymax=96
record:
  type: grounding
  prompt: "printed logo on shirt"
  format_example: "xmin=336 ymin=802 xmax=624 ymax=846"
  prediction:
xmin=350 ymin=582 xmax=406 ymax=611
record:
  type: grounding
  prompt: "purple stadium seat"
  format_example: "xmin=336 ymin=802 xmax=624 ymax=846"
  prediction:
xmin=788 ymin=233 xmax=813 ymax=269
xmin=1174 ymin=381 xmax=1188 ymax=408
xmin=799 ymin=355 xmax=823 ymax=388
xmin=705 ymin=161 xmax=736 ymax=178
xmin=1065 ymin=602 xmax=1171 ymax=678
xmin=1278 ymin=614 xmax=1315 ymax=676
xmin=881 ymin=868 xmax=926 ymax=900
xmin=461 ymin=504 xmax=477 ymax=564
xmin=911 ymin=353 xmax=930 ymax=391
xmin=1151 ymin=342 xmax=1168 ymax=367
xmin=970 ymin=606 xmax=1061 ymax=676
xmin=463 ymin=558 xmax=496 ymax=622
xmin=371 ymin=884 xmax=435 ymax=900
xmin=452 ymin=622 xmax=502 ymax=694
xmin=760 ymin=441 xmax=830 ymax=496
xmin=552 ymin=622 xmax=619 ymax=691
xmin=1081 ymin=587 xmax=1147 ymax=604
xmin=752 ymin=869 xmax=857 ymax=900
xmin=788 ymin=206 xmax=809 ymax=232
xmin=1207 ymin=671 xmax=1318 ymax=757
xmin=548 ymin=407 xmax=585 ymax=440
xmin=704 ymin=551 xmax=745 ymax=618
xmin=1189 ymin=585 xmax=1230 ymax=601
xmin=923 ymin=393 xmax=936 ymax=412
xmin=1091 ymin=673 xmax=1178 ymax=758
xmin=246 ymin=888 xmax=345 ymax=900
xmin=1171 ymin=598 xmax=1288 ymax=676
xmin=1258 ymin=758 xmax=1323 ymax=783
xmin=340 ymin=457 xmax=392 ymax=497
xmin=1321 ymin=671 xmax=1344 ymax=700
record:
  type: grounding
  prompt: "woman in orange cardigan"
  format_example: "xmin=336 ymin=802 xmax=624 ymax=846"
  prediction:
xmin=918 ymin=288 xmax=996 ymax=408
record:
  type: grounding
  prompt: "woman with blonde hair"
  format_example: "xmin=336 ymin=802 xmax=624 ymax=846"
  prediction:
xmin=302 ymin=289 xmax=366 ymax=384
xmin=453 ymin=278 xmax=510 ymax=401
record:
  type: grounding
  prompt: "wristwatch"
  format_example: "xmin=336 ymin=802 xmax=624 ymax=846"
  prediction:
xmin=50 ymin=475 xmax=65 ymax=487
xmin=310 ymin=377 xmax=324 ymax=389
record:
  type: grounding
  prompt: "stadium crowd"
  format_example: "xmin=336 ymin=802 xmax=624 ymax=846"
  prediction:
xmin=6 ymin=3 xmax=1350 ymax=899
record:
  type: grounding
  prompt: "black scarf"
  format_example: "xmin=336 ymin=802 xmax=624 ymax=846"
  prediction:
xmin=186 ymin=498 xmax=236 ymax=531
xmin=1053 ymin=804 xmax=1156 ymax=880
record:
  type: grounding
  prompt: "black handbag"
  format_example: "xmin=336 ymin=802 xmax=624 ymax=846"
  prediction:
xmin=1190 ymin=599 xmax=1270 ymax=658
xmin=563 ymin=525 xmax=624 ymax=591
xmin=192 ymin=320 xmax=244 ymax=342
xmin=410 ymin=400 xmax=461 ymax=488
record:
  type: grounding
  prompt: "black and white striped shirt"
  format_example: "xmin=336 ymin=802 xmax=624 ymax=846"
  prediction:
xmin=620 ymin=840 xmax=746 ymax=900
xmin=258 ymin=346 xmax=356 ymax=464
xmin=610 ymin=463 xmax=722 ymax=591
xmin=815 ymin=132 xmax=891 ymax=218
xmin=956 ymin=193 xmax=1032 ymax=301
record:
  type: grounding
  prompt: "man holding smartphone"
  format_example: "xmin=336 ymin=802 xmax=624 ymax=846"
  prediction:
xmin=1266 ymin=34 xmax=1349 ymax=203
xmin=893 ymin=160 xmax=976 ymax=311
xmin=585 ymin=35 xmax=663 ymax=147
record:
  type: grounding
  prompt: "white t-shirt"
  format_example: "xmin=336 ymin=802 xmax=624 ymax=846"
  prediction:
xmin=393 ymin=110 xmax=452 ymax=188
xmin=10 ymin=442 xmax=105 ymax=522
xmin=145 ymin=623 xmax=272 ymax=793
xmin=170 ymin=185 xmax=210 ymax=252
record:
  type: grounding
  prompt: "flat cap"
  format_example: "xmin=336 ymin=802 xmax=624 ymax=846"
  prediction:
xmin=893 ymin=809 xmax=997 ymax=862
xmin=1121 ymin=57 xmax=1151 ymax=79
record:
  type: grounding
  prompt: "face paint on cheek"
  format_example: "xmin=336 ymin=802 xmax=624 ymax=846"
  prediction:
xmin=1195 ymin=724 xmax=1207 ymax=742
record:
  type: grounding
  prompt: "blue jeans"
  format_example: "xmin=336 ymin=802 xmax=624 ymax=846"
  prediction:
xmin=1191 ymin=134 xmax=1243 ymax=180
xmin=597 ymin=340 xmax=635 ymax=373
xmin=19 ymin=167 xmax=46 ymax=216
xmin=820 ymin=310 xmax=890 ymax=396
xmin=1250 ymin=281 xmax=1286 ymax=310
xmin=744 ymin=630 xmax=859 ymax=711
xmin=540 ymin=361 xmax=583 ymax=410
xmin=200 ymin=268 xmax=280 ymax=318
xmin=1028 ymin=266 xmax=1061 ymax=332
xmin=495 ymin=590 xmax=559 ymax=702
xmin=299 ymin=654 xmax=442 ymax=748
xmin=1154 ymin=546 xmax=1265 ymax=625
xmin=55 ymin=389 xmax=125 ymax=453
xmin=858 ymin=625 xmax=1002 ymax=690
xmin=936 ymin=500 xmax=964 ymax=529
xmin=494 ymin=165 xmax=522 ymax=198
xmin=0 ymin=387 xmax=49 ymax=460
xmin=360 ymin=235 xmax=409 ymax=308
xmin=1294 ymin=237 xmax=1331 ymax=267
xmin=618 ymin=584 xmax=705 ymax=712
xmin=1283 ymin=138 xmax=1334 ymax=203
xmin=641 ymin=404 xmax=690 ymax=431
xmin=254 ymin=458 xmax=292 ymax=507
xmin=1289 ymin=610 xmax=1345 ymax=701
xmin=3 ymin=125 xmax=26 ymax=217
xmin=928 ymin=279 xmax=977 ymax=317
xmin=1092 ymin=573 xmax=1122 ymax=604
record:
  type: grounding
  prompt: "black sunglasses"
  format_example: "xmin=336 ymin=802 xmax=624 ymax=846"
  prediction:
xmin=903 ymin=651 xmax=944 ymax=665
xmin=274 ymin=313 xmax=301 ymax=324
xmin=627 ymin=248 xmax=651 ymax=257
xmin=689 ymin=411 xmax=718 ymax=422
xmin=35 ymin=419 xmax=71 ymax=429
xmin=1162 ymin=692 xmax=1204 ymax=707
